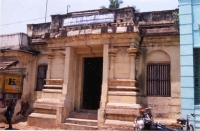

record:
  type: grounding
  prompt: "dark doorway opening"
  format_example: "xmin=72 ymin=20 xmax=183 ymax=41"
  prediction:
xmin=36 ymin=65 xmax=47 ymax=91
xmin=82 ymin=57 xmax=103 ymax=110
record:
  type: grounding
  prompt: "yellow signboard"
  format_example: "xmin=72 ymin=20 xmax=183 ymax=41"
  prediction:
xmin=0 ymin=73 xmax=4 ymax=92
xmin=4 ymin=74 xmax=22 ymax=93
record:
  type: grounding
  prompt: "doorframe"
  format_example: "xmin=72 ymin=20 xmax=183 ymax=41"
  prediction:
xmin=76 ymin=54 xmax=103 ymax=110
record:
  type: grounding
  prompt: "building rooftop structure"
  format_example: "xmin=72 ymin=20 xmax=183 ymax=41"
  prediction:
xmin=27 ymin=7 xmax=179 ymax=45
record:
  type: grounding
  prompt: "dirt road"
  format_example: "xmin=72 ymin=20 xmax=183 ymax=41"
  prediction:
xmin=0 ymin=117 xmax=59 ymax=130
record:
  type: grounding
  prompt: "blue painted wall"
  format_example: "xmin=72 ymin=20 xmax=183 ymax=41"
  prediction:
xmin=179 ymin=0 xmax=200 ymax=129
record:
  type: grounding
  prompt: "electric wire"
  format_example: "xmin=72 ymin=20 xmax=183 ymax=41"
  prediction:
xmin=0 ymin=12 xmax=63 ymax=27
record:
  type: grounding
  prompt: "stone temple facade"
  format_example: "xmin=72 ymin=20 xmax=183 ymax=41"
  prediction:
xmin=25 ymin=7 xmax=180 ymax=130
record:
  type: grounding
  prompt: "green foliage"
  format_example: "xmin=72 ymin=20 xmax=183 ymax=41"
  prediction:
xmin=100 ymin=0 xmax=123 ymax=9
xmin=128 ymin=5 xmax=140 ymax=13
xmin=109 ymin=0 xmax=123 ymax=9
xmin=172 ymin=11 xmax=179 ymax=30
xmin=100 ymin=0 xmax=139 ymax=13
xmin=100 ymin=5 xmax=107 ymax=9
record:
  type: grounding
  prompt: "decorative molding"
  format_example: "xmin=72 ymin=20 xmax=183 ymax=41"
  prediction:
xmin=127 ymin=48 xmax=138 ymax=53
xmin=108 ymin=48 xmax=118 ymax=54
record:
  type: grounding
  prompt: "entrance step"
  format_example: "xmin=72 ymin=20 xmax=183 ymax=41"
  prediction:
xmin=35 ymin=98 xmax=60 ymax=104
xmin=42 ymin=89 xmax=62 ymax=99
xmin=102 ymin=119 xmax=134 ymax=130
xmin=69 ymin=110 xmax=97 ymax=120
xmin=44 ymin=84 xmax=63 ymax=89
xmin=60 ymin=109 xmax=98 ymax=130
xmin=33 ymin=98 xmax=60 ymax=114
xmin=42 ymin=89 xmax=62 ymax=93
xmin=42 ymin=89 xmax=62 ymax=100
xmin=65 ymin=118 xmax=97 ymax=126
xmin=60 ymin=123 xmax=98 ymax=130
xmin=45 ymin=79 xmax=64 ymax=84
xmin=27 ymin=113 xmax=58 ymax=129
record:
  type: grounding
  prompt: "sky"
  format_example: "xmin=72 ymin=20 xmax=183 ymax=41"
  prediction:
xmin=0 ymin=0 xmax=178 ymax=35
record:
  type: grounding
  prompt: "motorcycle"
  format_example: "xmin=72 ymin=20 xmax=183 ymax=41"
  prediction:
xmin=133 ymin=105 xmax=188 ymax=131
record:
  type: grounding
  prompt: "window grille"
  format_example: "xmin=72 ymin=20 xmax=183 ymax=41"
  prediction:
xmin=146 ymin=63 xmax=171 ymax=96
xmin=194 ymin=48 xmax=200 ymax=105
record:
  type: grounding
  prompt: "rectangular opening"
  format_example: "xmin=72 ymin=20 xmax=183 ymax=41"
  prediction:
xmin=82 ymin=57 xmax=103 ymax=110
xmin=146 ymin=63 xmax=171 ymax=96
xmin=36 ymin=65 xmax=47 ymax=91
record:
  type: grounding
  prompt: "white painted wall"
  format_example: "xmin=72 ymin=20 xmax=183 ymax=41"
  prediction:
xmin=0 ymin=33 xmax=28 ymax=49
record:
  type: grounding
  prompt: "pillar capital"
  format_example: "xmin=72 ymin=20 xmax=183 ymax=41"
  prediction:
xmin=127 ymin=48 xmax=138 ymax=54
xmin=109 ymin=48 xmax=118 ymax=54
xmin=59 ymin=51 xmax=66 ymax=56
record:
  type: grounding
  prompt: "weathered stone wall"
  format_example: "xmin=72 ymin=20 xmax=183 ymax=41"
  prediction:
xmin=27 ymin=23 xmax=51 ymax=38
xmin=0 ymin=51 xmax=38 ymax=122
xmin=138 ymin=35 xmax=180 ymax=119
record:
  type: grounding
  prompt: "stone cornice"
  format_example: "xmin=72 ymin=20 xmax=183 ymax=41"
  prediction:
xmin=44 ymin=32 xmax=141 ymax=48
xmin=140 ymin=35 xmax=180 ymax=47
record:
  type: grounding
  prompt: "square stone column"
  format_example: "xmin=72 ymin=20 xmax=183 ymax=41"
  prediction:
xmin=108 ymin=48 xmax=118 ymax=79
xmin=127 ymin=48 xmax=138 ymax=81
xmin=98 ymin=44 xmax=109 ymax=129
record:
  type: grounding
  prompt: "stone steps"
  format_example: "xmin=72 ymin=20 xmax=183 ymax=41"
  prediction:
xmin=42 ymin=89 xmax=62 ymax=93
xmin=60 ymin=109 xmax=98 ymax=130
xmin=44 ymin=85 xmax=63 ymax=89
xmin=28 ymin=78 xmax=64 ymax=129
xmin=60 ymin=123 xmax=98 ymax=130
xmin=45 ymin=79 xmax=64 ymax=82
xmin=33 ymin=98 xmax=60 ymax=114
xmin=27 ymin=113 xmax=57 ymax=129
xmin=69 ymin=111 xmax=97 ymax=120
xmin=65 ymin=118 xmax=97 ymax=126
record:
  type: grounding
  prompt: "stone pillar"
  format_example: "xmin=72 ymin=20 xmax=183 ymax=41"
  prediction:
xmin=59 ymin=51 xmax=66 ymax=79
xmin=129 ymin=53 xmax=136 ymax=80
xmin=135 ymin=54 xmax=140 ymax=80
xmin=98 ymin=44 xmax=109 ymax=129
xmin=45 ymin=52 xmax=54 ymax=84
xmin=108 ymin=48 xmax=118 ymax=79
xmin=63 ymin=47 xmax=71 ymax=94
xmin=127 ymin=48 xmax=138 ymax=86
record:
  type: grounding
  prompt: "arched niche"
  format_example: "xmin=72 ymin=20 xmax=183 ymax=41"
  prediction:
xmin=146 ymin=50 xmax=171 ymax=63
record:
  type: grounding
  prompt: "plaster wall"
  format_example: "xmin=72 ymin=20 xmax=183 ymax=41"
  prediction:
xmin=139 ymin=43 xmax=180 ymax=119
xmin=0 ymin=33 xmax=28 ymax=49
xmin=51 ymin=51 xmax=65 ymax=79
xmin=0 ymin=51 xmax=37 ymax=122
xmin=34 ymin=55 xmax=48 ymax=101
xmin=114 ymin=47 xmax=130 ymax=79
xmin=179 ymin=0 xmax=200 ymax=129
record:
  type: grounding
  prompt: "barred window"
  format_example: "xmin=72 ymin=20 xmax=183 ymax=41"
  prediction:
xmin=194 ymin=48 xmax=200 ymax=105
xmin=36 ymin=65 xmax=47 ymax=91
xmin=146 ymin=63 xmax=171 ymax=96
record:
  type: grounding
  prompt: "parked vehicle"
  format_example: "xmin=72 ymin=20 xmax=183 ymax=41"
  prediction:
xmin=177 ymin=112 xmax=195 ymax=131
xmin=133 ymin=105 xmax=194 ymax=131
